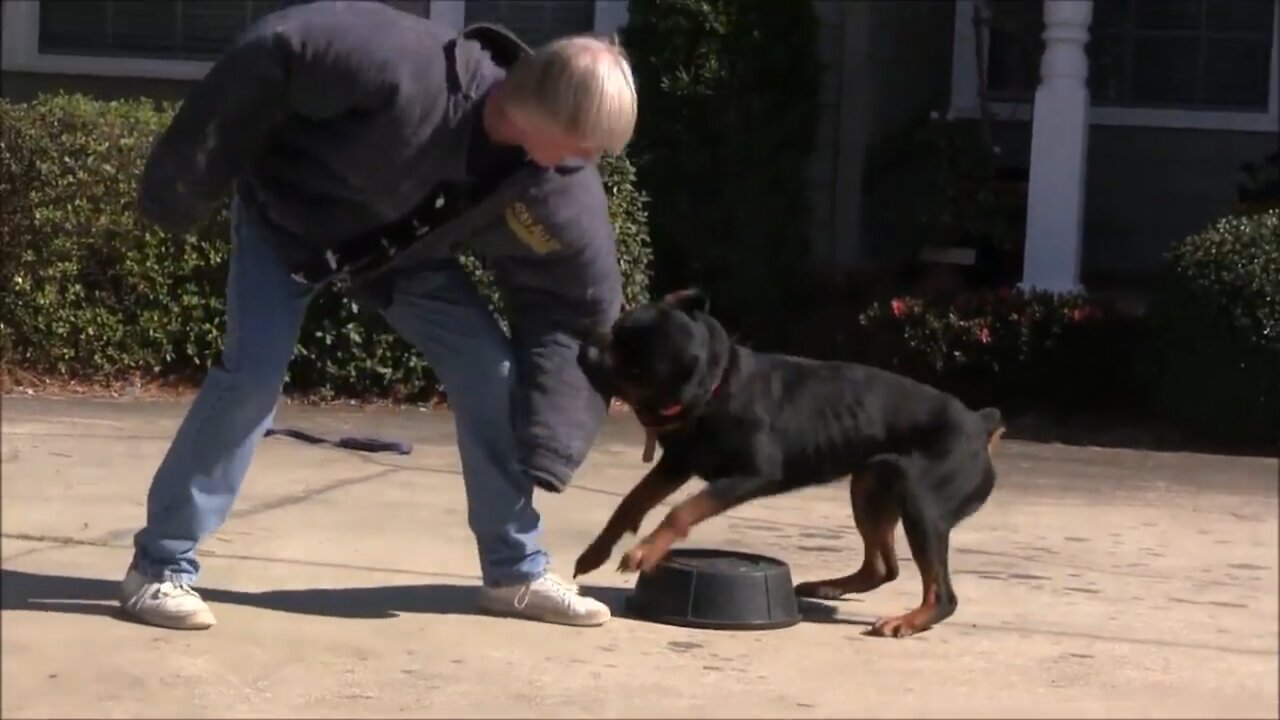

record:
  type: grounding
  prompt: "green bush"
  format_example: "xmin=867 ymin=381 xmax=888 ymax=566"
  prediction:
xmin=599 ymin=151 xmax=654 ymax=310
xmin=0 ymin=93 xmax=652 ymax=400
xmin=857 ymin=288 xmax=1142 ymax=416
xmin=621 ymin=0 xmax=821 ymax=346
xmin=1147 ymin=210 xmax=1280 ymax=446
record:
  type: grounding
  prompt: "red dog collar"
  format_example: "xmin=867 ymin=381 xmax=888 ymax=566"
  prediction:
xmin=639 ymin=381 xmax=721 ymax=463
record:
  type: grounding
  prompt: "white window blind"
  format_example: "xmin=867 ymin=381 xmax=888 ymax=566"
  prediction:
xmin=39 ymin=1 xmax=292 ymax=60
xmin=986 ymin=0 xmax=1277 ymax=112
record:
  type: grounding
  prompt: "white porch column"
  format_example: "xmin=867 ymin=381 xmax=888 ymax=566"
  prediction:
xmin=1020 ymin=0 xmax=1092 ymax=293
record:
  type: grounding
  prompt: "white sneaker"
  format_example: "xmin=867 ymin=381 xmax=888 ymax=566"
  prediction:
xmin=119 ymin=569 xmax=217 ymax=630
xmin=477 ymin=572 xmax=611 ymax=627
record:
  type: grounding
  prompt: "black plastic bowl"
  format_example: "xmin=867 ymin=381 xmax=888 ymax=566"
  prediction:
xmin=624 ymin=548 xmax=801 ymax=630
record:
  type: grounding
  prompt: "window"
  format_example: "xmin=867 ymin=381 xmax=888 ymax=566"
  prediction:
xmin=949 ymin=0 xmax=1280 ymax=130
xmin=35 ymin=1 xmax=596 ymax=61
xmin=38 ymin=1 xmax=285 ymax=61
xmin=985 ymin=0 xmax=1277 ymax=112
xmin=3 ymin=0 xmax=613 ymax=80
xmin=463 ymin=0 xmax=595 ymax=48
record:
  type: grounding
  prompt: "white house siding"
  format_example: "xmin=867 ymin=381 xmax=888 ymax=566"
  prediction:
xmin=984 ymin=120 xmax=1275 ymax=279
xmin=1085 ymin=127 xmax=1275 ymax=275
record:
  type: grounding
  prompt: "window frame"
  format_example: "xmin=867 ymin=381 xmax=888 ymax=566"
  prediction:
xmin=947 ymin=0 xmax=1280 ymax=132
xmin=2 ymin=0 xmax=220 ymax=79
xmin=2 ymin=0 xmax=630 ymax=80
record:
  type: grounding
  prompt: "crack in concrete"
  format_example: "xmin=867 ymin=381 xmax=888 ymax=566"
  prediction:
xmin=951 ymin=547 xmax=1259 ymax=588
xmin=2 ymin=431 xmax=177 ymax=440
xmin=0 ymin=467 xmax=404 ymax=563
xmin=1 ymin=532 xmax=480 ymax=581
xmin=360 ymin=458 xmax=1264 ymax=589
xmin=2 ymin=546 xmax=1271 ymax=659
xmin=5 ymin=433 xmax=1269 ymax=593
xmin=802 ymin=606 xmax=1278 ymax=658
xmin=3 ymin=429 xmax=462 ymax=448
xmin=231 ymin=467 xmax=402 ymax=520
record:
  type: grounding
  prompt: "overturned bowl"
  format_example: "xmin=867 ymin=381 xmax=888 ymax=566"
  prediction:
xmin=624 ymin=548 xmax=801 ymax=631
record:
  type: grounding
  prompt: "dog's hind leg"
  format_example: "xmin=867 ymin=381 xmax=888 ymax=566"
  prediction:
xmin=867 ymin=473 xmax=958 ymax=638
xmin=795 ymin=464 xmax=901 ymax=599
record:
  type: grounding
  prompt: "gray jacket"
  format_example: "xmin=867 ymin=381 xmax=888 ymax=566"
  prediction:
xmin=137 ymin=0 xmax=622 ymax=492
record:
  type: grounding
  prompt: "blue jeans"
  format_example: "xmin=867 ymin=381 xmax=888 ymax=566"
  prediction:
xmin=130 ymin=196 xmax=548 ymax=587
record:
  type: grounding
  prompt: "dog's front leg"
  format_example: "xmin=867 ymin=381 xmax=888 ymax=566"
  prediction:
xmin=618 ymin=475 xmax=779 ymax=574
xmin=574 ymin=458 xmax=692 ymax=577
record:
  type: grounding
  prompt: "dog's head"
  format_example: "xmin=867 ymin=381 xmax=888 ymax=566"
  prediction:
xmin=580 ymin=288 xmax=730 ymax=424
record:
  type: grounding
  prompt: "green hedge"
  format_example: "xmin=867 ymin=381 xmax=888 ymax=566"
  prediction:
xmin=0 ymin=93 xmax=652 ymax=400
xmin=852 ymin=212 xmax=1280 ymax=448
xmin=1146 ymin=210 xmax=1280 ymax=446
xmin=857 ymin=288 xmax=1143 ymax=417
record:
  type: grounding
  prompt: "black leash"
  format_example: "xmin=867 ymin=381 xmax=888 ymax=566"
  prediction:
xmin=264 ymin=427 xmax=413 ymax=455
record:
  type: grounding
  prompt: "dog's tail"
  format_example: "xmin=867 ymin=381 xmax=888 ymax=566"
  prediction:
xmin=977 ymin=407 xmax=1005 ymax=451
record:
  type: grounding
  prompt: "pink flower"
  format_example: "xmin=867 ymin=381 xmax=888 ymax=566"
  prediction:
xmin=978 ymin=326 xmax=992 ymax=344
xmin=890 ymin=299 xmax=908 ymax=318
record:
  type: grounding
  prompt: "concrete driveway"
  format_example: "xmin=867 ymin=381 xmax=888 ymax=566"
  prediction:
xmin=2 ymin=396 xmax=1277 ymax=718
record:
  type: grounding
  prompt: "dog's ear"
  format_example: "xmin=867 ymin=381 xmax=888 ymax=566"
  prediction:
xmin=662 ymin=288 xmax=710 ymax=315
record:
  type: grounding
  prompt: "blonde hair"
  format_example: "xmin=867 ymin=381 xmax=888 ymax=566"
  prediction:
xmin=503 ymin=33 xmax=638 ymax=156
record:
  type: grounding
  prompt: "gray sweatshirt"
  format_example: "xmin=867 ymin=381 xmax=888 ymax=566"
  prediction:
xmin=137 ymin=0 xmax=622 ymax=492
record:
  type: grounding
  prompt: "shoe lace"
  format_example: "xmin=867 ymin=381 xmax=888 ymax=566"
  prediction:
xmin=513 ymin=573 xmax=579 ymax=610
xmin=153 ymin=580 xmax=199 ymax=599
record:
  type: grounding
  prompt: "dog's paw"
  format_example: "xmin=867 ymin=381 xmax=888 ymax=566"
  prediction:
xmin=573 ymin=541 xmax=612 ymax=578
xmin=616 ymin=545 xmax=644 ymax=573
xmin=866 ymin=615 xmax=919 ymax=639
xmin=617 ymin=543 xmax=665 ymax=574
xmin=794 ymin=581 xmax=846 ymax=600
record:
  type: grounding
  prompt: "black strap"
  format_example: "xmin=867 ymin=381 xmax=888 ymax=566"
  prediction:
xmin=265 ymin=427 xmax=413 ymax=455
xmin=287 ymin=180 xmax=469 ymax=286
xmin=344 ymin=164 xmax=542 ymax=292
xmin=288 ymin=24 xmax=539 ymax=296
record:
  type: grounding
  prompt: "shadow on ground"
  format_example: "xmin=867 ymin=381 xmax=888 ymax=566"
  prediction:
xmin=7 ymin=568 xmax=1272 ymax=656
xmin=0 ymin=568 xmax=637 ymax=622
xmin=1 ymin=568 xmax=859 ymax=629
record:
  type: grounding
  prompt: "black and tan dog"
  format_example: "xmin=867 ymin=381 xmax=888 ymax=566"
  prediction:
xmin=573 ymin=289 xmax=1005 ymax=638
